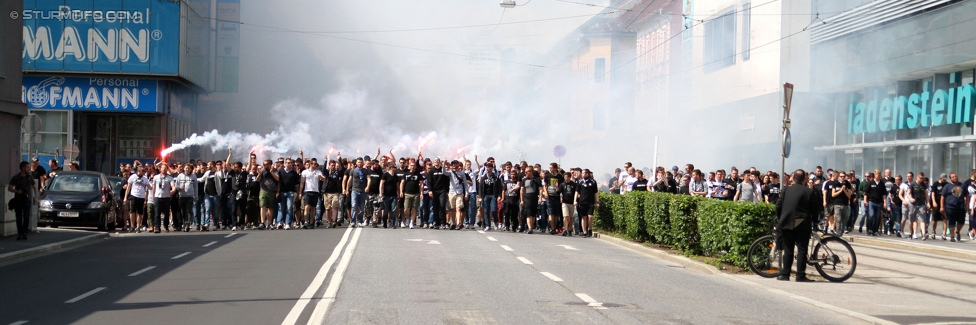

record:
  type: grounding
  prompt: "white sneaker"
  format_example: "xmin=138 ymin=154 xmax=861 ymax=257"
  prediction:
xmin=284 ymin=224 xmax=291 ymax=230
xmin=401 ymin=222 xmax=406 ymax=228
xmin=231 ymin=226 xmax=238 ymax=231
xmin=410 ymin=223 xmax=414 ymax=229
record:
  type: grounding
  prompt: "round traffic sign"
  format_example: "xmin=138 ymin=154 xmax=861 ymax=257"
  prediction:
xmin=783 ymin=129 xmax=792 ymax=159
xmin=553 ymin=145 xmax=566 ymax=159
xmin=23 ymin=113 xmax=41 ymax=133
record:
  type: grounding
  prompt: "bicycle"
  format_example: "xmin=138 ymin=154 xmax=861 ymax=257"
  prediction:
xmin=746 ymin=226 xmax=857 ymax=282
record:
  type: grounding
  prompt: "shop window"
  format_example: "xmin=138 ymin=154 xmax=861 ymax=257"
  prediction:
xmin=23 ymin=110 xmax=69 ymax=157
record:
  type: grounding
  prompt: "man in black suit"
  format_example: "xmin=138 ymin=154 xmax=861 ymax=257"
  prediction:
xmin=774 ymin=169 xmax=819 ymax=282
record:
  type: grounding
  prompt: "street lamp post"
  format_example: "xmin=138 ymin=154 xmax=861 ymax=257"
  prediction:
xmin=782 ymin=82 xmax=794 ymax=183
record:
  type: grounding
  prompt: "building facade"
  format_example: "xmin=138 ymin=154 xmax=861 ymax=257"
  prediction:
xmin=2 ymin=0 xmax=29 ymax=236
xmin=19 ymin=0 xmax=239 ymax=175
xmin=810 ymin=0 xmax=976 ymax=177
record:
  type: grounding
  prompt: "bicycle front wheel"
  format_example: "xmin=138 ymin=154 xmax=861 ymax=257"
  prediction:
xmin=746 ymin=235 xmax=782 ymax=278
xmin=812 ymin=236 xmax=857 ymax=282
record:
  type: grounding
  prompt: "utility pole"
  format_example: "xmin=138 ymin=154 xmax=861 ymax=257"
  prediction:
xmin=782 ymin=83 xmax=794 ymax=183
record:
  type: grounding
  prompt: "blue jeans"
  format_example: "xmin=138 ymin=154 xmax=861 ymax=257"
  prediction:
xmin=482 ymin=195 xmax=497 ymax=226
xmin=277 ymin=191 xmax=296 ymax=224
xmin=351 ymin=190 xmax=366 ymax=225
xmin=383 ymin=196 xmax=398 ymax=226
xmin=867 ymin=201 xmax=882 ymax=234
xmin=193 ymin=196 xmax=203 ymax=226
xmin=420 ymin=195 xmax=431 ymax=225
xmin=887 ymin=204 xmax=902 ymax=233
xmin=203 ymin=194 xmax=219 ymax=226
xmin=316 ymin=193 xmax=324 ymax=221
xmin=466 ymin=194 xmax=478 ymax=225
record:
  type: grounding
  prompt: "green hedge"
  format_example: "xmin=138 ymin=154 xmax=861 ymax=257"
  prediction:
xmin=595 ymin=191 xmax=775 ymax=268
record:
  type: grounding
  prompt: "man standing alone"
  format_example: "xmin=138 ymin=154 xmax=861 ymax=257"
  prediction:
xmin=774 ymin=169 xmax=819 ymax=282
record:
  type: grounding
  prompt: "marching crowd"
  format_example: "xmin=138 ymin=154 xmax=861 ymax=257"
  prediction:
xmin=11 ymin=149 xmax=975 ymax=244
xmin=111 ymin=148 xmax=601 ymax=238
xmin=607 ymin=163 xmax=975 ymax=242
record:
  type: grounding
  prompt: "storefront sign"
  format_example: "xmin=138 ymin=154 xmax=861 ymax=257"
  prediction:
xmin=22 ymin=76 xmax=159 ymax=113
xmin=848 ymin=81 xmax=976 ymax=134
xmin=20 ymin=1 xmax=180 ymax=75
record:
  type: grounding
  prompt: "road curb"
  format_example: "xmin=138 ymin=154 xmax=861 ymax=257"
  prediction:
xmin=0 ymin=233 xmax=107 ymax=264
xmin=593 ymin=232 xmax=721 ymax=275
xmin=847 ymin=236 xmax=976 ymax=259
xmin=594 ymin=232 xmax=896 ymax=325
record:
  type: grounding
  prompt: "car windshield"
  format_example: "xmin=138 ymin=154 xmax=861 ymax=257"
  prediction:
xmin=48 ymin=174 xmax=101 ymax=192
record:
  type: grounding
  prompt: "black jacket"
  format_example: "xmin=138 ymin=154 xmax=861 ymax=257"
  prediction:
xmin=775 ymin=184 xmax=819 ymax=230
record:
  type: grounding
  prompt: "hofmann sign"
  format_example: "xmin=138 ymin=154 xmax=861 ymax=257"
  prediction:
xmin=22 ymin=76 xmax=159 ymax=113
xmin=20 ymin=0 xmax=180 ymax=75
xmin=848 ymin=81 xmax=976 ymax=134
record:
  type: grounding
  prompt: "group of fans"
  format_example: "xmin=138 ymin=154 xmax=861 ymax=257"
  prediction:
xmin=607 ymin=163 xmax=974 ymax=242
xmin=114 ymin=148 xmax=601 ymax=237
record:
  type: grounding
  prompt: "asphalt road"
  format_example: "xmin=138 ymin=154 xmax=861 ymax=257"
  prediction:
xmin=0 ymin=228 xmax=344 ymax=325
xmin=0 ymin=226 xmax=885 ymax=325
xmin=324 ymin=228 xmax=867 ymax=324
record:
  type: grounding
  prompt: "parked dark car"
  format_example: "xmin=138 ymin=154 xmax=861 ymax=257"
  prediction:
xmin=38 ymin=171 xmax=117 ymax=230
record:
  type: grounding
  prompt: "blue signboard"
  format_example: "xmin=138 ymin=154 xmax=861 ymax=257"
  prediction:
xmin=22 ymin=76 xmax=160 ymax=113
xmin=21 ymin=0 xmax=180 ymax=75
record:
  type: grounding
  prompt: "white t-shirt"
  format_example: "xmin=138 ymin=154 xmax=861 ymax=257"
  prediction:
xmin=127 ymin=174 xmax=149 ymax=199
xmin=899 ymin=182 xmax=912 ymax=204
xmin=301 ymin=169 xmax=322 ymax=193
xmin=151 ymin=174 xmax=175 ymax=198
xmin=622 ymin=175 xmax=637 ymax=193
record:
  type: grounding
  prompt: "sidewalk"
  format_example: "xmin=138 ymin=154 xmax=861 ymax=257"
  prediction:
xmin=0 ymin=228 xmax=107 ymax=264
xmin=843 ymin=229 xmax=976 ymax=259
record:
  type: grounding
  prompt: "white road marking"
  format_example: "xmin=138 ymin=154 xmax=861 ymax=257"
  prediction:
xmin=202 ymin=241 xmax=218 ymax=247
xmin=404 ymin=238 xmax=424 ymax=242
xmin=556 ymin=244 xmax=578 ymax=250
xmin=540 ymin=272 xmax=563 ymax=282
xmin=224 ymin=233 xmax=237 ymax=238
xmin=308 ymin=228 xmax=363 ymax=325
xmin=65 ymin=287 xmax=106 ymax=303
xmin=500 ymin=245 xmax=514 ymax=251
xmin=171 ymin=252 xmax=191 ymax=260
xmin=517 ymin=257 xmax=533 ymax=265
xmin=477 ymin=230 xmax=485 ymax=234
xmin=9 ymin=320 xmax=29 ymax=325
xmin=575 ymin=293 xmax=597 ymax=303
xmin=487 ymin=236 xmax=497 ymax=242
xmin=427 ymin=240 xmax=441 ymax=245
xmin=128 ymin=266 xmax=156 ymax=277
xmin=575 ymin=293 xmax=606 ymax=309
xmin=281 ymin=226 xmax=354 ymax=325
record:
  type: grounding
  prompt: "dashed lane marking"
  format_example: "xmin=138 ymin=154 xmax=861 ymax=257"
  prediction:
xmin=428 ymin=240 xmax=441 ymax=245
xmin=556 ymin=244 xmax=578 ymax=250
xmin=540 ymin=272 xmax=563 ymax=282
xmin=500 ymin=245 xmax=514 ymax=251
xmin=171 ymin=252 xmax=191 ymax=260
xmin=128 ymin=266 xmax=156 ymax=277
xmin=487 ymin=236 xmax=497 ymax=242
xmin=65 ymin=287 xmax=106 ymax=304
xmin=517 ymin=257 xmax=533 ymax=265
xmin=202 ymin=241 xmax=218 ymax=247
xmin=225 ymin=233 xmax=237 ymax=238
xmin=575 ymin=293 xmax=607 ymax=309
xmin=9 ymin=320 xmax=29 ymax=325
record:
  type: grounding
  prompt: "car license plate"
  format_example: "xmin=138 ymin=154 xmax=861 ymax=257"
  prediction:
xmin=58 ymin=211 xmax=80 ymax=217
